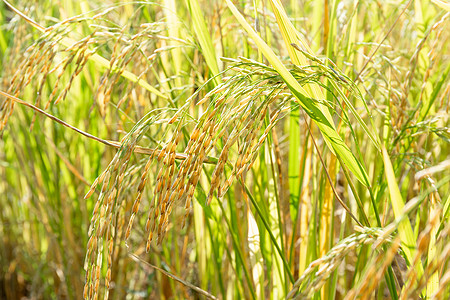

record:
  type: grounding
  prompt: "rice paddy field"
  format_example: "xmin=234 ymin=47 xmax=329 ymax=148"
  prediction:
xmin=0 ymin=0 xmax=449 ymax=299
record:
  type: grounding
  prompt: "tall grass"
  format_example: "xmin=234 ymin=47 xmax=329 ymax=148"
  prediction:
xmin=0 ymin=0 xmax=449 ymax=299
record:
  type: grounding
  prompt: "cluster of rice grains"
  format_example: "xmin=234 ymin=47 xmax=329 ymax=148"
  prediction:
xmin=287 ymin=216 xmax=450 ymax=300
xmin=82 ymin=57 xmax=294 ymax=299
xmin=286 ymin=227 xmax=393 ymax=299
xmin=83 ymin=113 xmax=156 ymax=300
xmin=131 ymin=56 xmax=295 ymax=252
xmin=0 ymin=8 xmax=184 ymax=132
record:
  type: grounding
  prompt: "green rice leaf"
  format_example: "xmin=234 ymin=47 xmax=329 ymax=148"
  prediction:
xmin=382 ymin=145 xmax=423 ymax=277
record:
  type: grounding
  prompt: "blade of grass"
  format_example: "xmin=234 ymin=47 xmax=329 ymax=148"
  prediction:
xmin=268 ymin=0 xmax=331 ymax=116
xmin=431 ymin=0 xmax=450 ymax=11
xmin=185 ymin=0 xmax=220 ymax=85
xmin=426 ymin=195 xmax=440 ymax=299
xmin=297 ymin=137 xmax=313 ymax=276
xmin=240 ymin=178 xmax=295 ymax=284
xmin=247 ymin=208 xmax=264 ymax=299
xmin=163 ymin=0 xmax=183 ymax=87
xmin=264 ymin=141 xmax=286 ymax=297
xmin=382 ymin=145 xmax=424 ymax=277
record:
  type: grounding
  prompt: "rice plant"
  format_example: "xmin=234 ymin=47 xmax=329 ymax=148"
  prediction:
xmin=0 ymin=0 xmax=449 ymax=299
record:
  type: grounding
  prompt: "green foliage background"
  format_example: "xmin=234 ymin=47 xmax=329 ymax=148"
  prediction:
xmin=0 ymin=0 xmax=449 ymax=299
